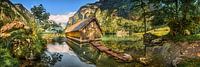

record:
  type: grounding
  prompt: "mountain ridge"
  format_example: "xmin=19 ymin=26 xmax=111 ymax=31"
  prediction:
xmin=67 ymin=0 xmax=147 ymax=33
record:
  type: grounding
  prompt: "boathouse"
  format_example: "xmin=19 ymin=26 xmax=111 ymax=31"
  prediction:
xmin=65 ymin=17 xmax=102 ymax=42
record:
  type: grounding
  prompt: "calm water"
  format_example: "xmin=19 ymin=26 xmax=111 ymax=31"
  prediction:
xmin=21 ymin=38 xmax=145 ymax=67
xmin=65 ymin=38 xmax=145 ymax=67
xmin=45 ymin=42 xmax=95 ymax=67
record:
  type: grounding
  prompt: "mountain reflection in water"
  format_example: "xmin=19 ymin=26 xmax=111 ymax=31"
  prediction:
xmin=46 ymin=42 xmax=95 ymax=67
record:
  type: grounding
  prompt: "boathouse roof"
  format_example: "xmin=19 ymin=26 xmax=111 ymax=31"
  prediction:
xmin=65 ymin=17 xmax=102 ymax=33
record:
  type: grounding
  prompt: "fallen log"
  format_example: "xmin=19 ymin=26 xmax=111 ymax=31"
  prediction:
xmin=90 ymin=41 xmax=133 ymax=62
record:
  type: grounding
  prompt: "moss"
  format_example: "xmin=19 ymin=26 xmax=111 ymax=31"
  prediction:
xmin=177 ymin=58 xmax=200 ymax=67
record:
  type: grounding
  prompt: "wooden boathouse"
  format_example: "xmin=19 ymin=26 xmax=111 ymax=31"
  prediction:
xmin=65 ymin=17 xmax=133 ymax=62
xmin=65 ymin=17 xmax=102 ymax=42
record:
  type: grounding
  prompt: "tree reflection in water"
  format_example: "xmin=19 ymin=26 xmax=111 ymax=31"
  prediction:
xmin=41 ymin=52 xmax=63 ymax=66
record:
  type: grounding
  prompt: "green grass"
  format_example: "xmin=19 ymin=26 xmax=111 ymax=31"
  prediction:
xmin=101 ymin=26 xmax=169 ymax=42
xmin=177 ymin=58 xmax=200 ymax=67
xmin=135 ymin=26 xmax=170 ymax=37
xmin=102 ymin=26 xmax=200 ymax=42
xmin=101 ymin=34 xmax=145 ymax=52
xmin=101 ymin=35 xmax=142 ymax=42
xmin=170 ymin=34 xmax=200 ymax=42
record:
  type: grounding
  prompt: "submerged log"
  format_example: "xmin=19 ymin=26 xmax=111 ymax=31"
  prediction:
xmin=90 ymin=41 xmax=133 ymax=62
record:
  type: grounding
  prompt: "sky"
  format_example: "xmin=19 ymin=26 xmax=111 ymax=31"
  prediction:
xmin=11 ymin=0 xmax=97 ymax=24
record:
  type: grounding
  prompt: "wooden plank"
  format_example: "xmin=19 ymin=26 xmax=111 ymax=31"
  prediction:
xmin=66 ymin=36 xmax=89 ymax=43
xmin=90 ymin=41 xmax=133 ymax=62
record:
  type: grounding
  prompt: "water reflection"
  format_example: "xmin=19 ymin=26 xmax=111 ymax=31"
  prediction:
xmin=20 ymin=37 xmax=145 ymax=67
xmin=43 ymin=42 xmax=96 ymax=67
xmin=66 ymin=38 xmax=145 ymax=67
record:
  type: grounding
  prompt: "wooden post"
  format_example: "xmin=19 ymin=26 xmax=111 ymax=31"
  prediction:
xmin=80 ymin=31 xmax=83 ymax=47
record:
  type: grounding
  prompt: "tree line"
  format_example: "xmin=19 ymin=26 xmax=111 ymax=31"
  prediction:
xmin=137 ymin=0 xmax=200 ymax=35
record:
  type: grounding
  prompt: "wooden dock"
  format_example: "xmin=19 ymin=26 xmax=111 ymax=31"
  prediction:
xmin=90 ymin=41 xmax=133 ymax=62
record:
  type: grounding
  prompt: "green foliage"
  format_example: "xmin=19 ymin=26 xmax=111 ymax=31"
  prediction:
xmin=30 ymin=4 xmax=63 ymax=32
xmin=177 ymin=58 xmax=200 ymax=67
xmin=0 ymin=48 xmax=19 ymax=67
xmin=31 ymin=4 xmax=50 ymax=21
xmin=2 ymin=4 xmax=16 ymax=20
xmin=186 ymin=17 xmax=200 ymax=34
xmin=147 ymin=0 xmax=200 ymax=35
xmin=168 ymin=34 xmax=200 ymax=42
xmin=44 ymin=20 xmax=63 ymax=33
xmin=10 ymin=34 xmax=45 ymax=59
xmin=102 ymin=35 xmax=144 ymax=52
xmin=31 ymin=4 xmax=52 ymax=30
xmin=0 ymin=0 xmax=48 ymax=66
xmin=0 ymin=20 xmax=3 ymax=28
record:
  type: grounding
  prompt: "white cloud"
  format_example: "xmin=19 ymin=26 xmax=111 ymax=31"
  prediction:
xmin=49 ymin=12 xmax=76 ymax=24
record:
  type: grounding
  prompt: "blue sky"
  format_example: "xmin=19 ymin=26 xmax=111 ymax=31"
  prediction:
xmin=11 ymin=0 xmax=97 ymax=15
xmin=11 ymin=0 xmax=97 ymax=24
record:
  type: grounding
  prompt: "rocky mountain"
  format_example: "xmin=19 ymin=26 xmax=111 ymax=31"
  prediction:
xmin=68 ymin=0 xmax=149 ymax=34
xmin=0 ymin=0 xmax=35 ymax=27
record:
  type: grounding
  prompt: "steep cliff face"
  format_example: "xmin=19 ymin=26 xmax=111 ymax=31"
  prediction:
xmin=68 ymin=0 xmax=148 ymax=33
xmin=0 ymin=0 xmax=34 ymax=27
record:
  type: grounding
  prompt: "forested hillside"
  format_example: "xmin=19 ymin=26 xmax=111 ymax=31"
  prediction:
xmin=68 ymin=0 xmax=200 ymax=36
xmin=0 ymin=0 xmax=45 ymax=66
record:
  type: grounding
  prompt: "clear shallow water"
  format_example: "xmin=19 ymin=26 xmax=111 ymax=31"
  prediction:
xmin=45 ymin=42 xmax=95 ymax=67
